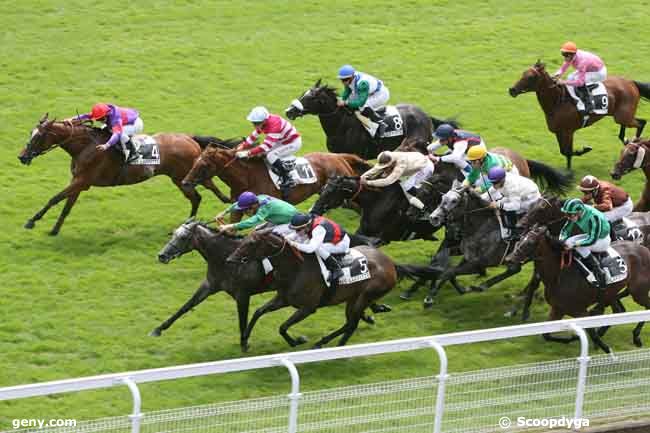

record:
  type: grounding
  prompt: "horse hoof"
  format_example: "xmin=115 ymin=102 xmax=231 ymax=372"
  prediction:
xmin=149 ymin=328 xmax=162 ymax=337
xmin=371 ymin=303 xmax=392 ymax=313
xmin=470 ymin=285 xmax=485 ymax=292
xmin=240 ymin=342 xmax=250 ymax=352
xmin=311 ymin=344 xmax=322 ymax=350
xmin=295 ymin=336 xmax=308 ymax=346
xmin=48 ymin=229 xmax=59 ymax=236
xmin=362 ymin=315 xmax=376 ymax=325
xmin=400 ymin=291 xmax=415 ymax=300
xmin=503 ymin=310 xmax=515 ymax=318
xmin=423 ymin=296 xmax=435 ymax=309
xmin=634 ymin=337 xmax=643 ymax=348
xmin=583 ymin=146 xmax=593 ymax=154
xmin=24 ymin=220 xmax=35 ymax=229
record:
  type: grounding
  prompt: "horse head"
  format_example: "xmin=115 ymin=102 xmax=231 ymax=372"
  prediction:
xmin=285 ymin=79 xmax=339 ymax=120
xmin=518 ymin=195 xmax=564 ymax=230
xmin=505 ymin=223 xmax=547 ymax=265
xmin=227 ymin=229 xmax=283 ymax=264
xmin=611 ymin=140 xmax=647 ymax=180
xmin=311 ymin=176 xmax=360 ymax=215
xmin=158 ymin=219 xmax=202 ymax=263
xmin=509 ymin=61 xmax=550 ymax=97
xmin=428 ymin=186 xmax=465 ymax=228
xmin=182 ymin=146 xmax=235 ymax=189
xmin=19 ymin=113 xmax=61 ymax=165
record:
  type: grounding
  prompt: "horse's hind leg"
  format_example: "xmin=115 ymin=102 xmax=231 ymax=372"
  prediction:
xmin=173 ymin=179 xmax=202 ymax=217
xmin=279 ymin=307 xmax=317 ymax=347
xmin=587 ymin=327 xmax=612 ymax=353
xmin=150 ymin=280 xmax=214 ymax=337
xmin=618 ymin=124 xmax=627 ymax=144
xmin=471 ymin=263 xmax=522 ymax=292
xmin=201 ymin=177 xmax=231 ymax=203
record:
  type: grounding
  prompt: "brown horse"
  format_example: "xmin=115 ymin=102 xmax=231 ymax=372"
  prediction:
xmin=18 ymin=115 xmax=230 ymax=235
xmin=505 ymin=224 xmax=650 ymax=352
xmin=509 ymin=61 xmax=650 ymax=169
xmin=226 ymin=230 xmax=397 ymax=349
xmin=181 ymin=138 xmax=372 ymax=204
xmin=611 ymin=138 xmax=650 ymax=211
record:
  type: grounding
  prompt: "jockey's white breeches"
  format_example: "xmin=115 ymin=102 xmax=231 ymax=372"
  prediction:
xmin=568 ymin=66 xmax=607 ymax=85
xmin=362 ymin=86 xmax=390 ymax=110
xmin=565 ymin=234 xmax=611 ymax=258
xmin=603 ymin=197 xmax=633 ymax=222
xmin=265 ymin=137 xmax=302 ymax=164
xmin=315 ymin=235 xmax=351 ymax=259
xmin=119 ymin=117 xmax=144 ymax=145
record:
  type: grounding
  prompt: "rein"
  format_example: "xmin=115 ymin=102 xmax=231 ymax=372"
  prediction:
xmin=560 ymin=249 xmax=573 ymax=269
xmin=269 ymin=237 xmax=304 ymax=262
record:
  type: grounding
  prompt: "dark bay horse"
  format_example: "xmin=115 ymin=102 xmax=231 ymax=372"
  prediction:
xmin=611 ymin=138 xmax=650 ymax=211
xmin=154 ymin=220 xmax=386 ymax=352
xmin=284 ymin=80 xmax=458 ymax=159
xmin=17 ymin=115 xmax=229 ymax=235
xmin=182 ymin=138 xmax=372 ymax=205
xmin=310 ymin=176 xmax=438 ymax=244
xmin=227 ymin=230 xmax=397 ymax=348
xmin=509 ymin=61 xmax=650 ymax=169
xmin=505 ymin=224 xmax=650 ymax=351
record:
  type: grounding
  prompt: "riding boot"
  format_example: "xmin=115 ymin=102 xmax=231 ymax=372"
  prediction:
xmin=583 ymin=253 xmax=607 ymax=289
xmin=577 ymin=86 xmax=592 ymax=114
xmin=271 ymin=160 xmax=294 ymax=200
xmin=502 ymin=211 xmax=519 ymax=241
xmin=361 ymin=107 xmax=387 ymax=137
xmin=125 ymin=139 xmax=139 ymax=163
xmin=321 ymin=255 xmax=344 ymax=305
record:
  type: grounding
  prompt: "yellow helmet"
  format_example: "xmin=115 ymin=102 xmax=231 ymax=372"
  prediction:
xmin=467 ymin=145 xmax=487 ymax=161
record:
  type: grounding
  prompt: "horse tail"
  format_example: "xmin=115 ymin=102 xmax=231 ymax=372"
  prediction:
xmin=395 ymin=263 xmax=443 ymax=280
xmin=341 ymin=153 xmax=373 ymax=175
xmin=431 ymin=116 xmax=461 ymax=131
xmin=526 ymin=159 xmax=574 ymax=194
xmin=634 ymin=81 xmax=650 ymax=102
xmin=192 ymin=136 xmax=243 ymax=149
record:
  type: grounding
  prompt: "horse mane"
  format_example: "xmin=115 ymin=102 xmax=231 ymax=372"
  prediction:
xmin=193 ymin=135 xmax=243 ymax=150
xmin=314 ymin=82 xmax=339 ymax=100
xmin=196 ymin=221 xmax=244 ymax=239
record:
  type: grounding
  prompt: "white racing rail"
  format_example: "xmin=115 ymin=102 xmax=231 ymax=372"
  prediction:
xmin=2 ymin=310 xmax=650 ymax=433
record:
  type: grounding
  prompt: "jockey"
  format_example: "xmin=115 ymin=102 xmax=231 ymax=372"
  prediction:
xmin=560 ymin=198 xmax=611 ymax=289
xmin=553 ymin=41 xmax=607 ymax=114
xmin=236 ymin=107 xmax=302 ymax=199
xmin=463 ymin=145 xmax=517 ymax=194
xmin=485 ymin=167 xmax=542 ymax=240
xmin=360 ymin=151 xmax=432 ymax=211
xmin=67 ymin=103 xmax=143 ymax=162
xmin=336 ymin=64 xmax=390 ymax=137
xmin=578 ymin=175 xmax=633 ymax=223
xmin=216 ymin=191 xmax=298 ymax=234
xmin=428 ymin=123 xmax=482 ymax=177
xmin=288 ymin=213 xmax=351 ymax=288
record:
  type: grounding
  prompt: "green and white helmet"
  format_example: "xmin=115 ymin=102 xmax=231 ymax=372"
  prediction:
xmin=561 ymin=198 xmax=585 ymax=214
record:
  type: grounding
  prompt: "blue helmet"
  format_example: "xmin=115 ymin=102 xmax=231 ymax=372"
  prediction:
xmin=337 ymin=64 xmax=356 ymax=79
xmin=233 ymin=191 xmax=259 ymax=211
xmin=435 ymin=124 xmax=455 ymax=140
xmin=487 ymin=167 xmax=507 ymax=183
xmin=289 ymin=213 xmax=313 ymax=230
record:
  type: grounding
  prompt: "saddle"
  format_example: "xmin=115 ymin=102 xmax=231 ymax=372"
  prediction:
xmin=574 ymin=248 xmax=628 ymax=286
xmin=124 ymin=135 xmax=161 ymax=165
xmin=264 ymin=156 xmax=317 ymax=189
xmin=356 ymin=105 xmax=404 ymax=139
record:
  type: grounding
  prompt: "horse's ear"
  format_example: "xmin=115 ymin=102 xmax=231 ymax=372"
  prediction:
xmin=40 ymin=113 xmax=49 ymax=123
xmin=315 ymin=78 xmax=322 ymax=88
xmin=184 ymin=216 xmax=196 ymax=224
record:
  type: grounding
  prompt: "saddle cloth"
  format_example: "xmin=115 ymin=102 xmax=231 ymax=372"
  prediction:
xmin=575 ymin=247 xmax=628 ymax=285
xmin=612 ymin=217 xmax=644 ymax=242
xmin=566 ymin=83 xmax=609 ymax=115
xmin=265 ymin=156 xmax=317 ymax=189
xmin=128 ymin=135 xmax=160 ymax=165
xmin=316 ymin=248 xmax=371 ymax=287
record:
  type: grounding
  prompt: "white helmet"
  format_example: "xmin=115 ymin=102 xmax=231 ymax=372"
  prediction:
xmin=246 ymin=106 xmax=270 ymax=123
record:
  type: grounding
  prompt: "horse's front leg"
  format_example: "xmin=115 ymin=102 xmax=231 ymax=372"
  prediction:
xmin=25 ymin=180 xmax=86 ymax=232
xmin=470 ymin=262 xmax=522 ymax=292
xmin=242 ymin=294 xmax=289 ymax=345
xmin=49 ymin=191 xmax=82 ymax=236
xmin=423 ymin=259 xmax=483 ymax=308
xmin=236 ymin=293 xmax=251 ymax=352
xmin=279 ymin=306 xmax=317 ymax=347
xmin=505 ymin=270 xmax=542 ymax=321
xmin=201 ymin=177 xmax=231 ymax=203
xmin=635 ymin=118 xmax=647 ymax=139
xmin=150 ymin=280 xmax=215 ymax=337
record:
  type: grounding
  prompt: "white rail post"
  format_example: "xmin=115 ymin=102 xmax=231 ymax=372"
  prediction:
xmin=428 ymin=339 xmax=449 ymax=433
xmin=569 ymin=323 xmax=590 ymax=421
xmin=119 ymin=377 xmax=142 ymax=433
xmin=280 ymin=358 xmax=301 ymax=433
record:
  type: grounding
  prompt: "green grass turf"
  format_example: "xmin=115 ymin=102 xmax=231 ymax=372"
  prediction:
xmin=1 ymin=0 xmax=649 ymax=423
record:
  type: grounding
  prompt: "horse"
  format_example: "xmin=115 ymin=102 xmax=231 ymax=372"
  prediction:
xmin=509 ymin=61 xmax=650 ymax=169
xmin=611 ymin=138 xmax=650 ymax=211
xmin=310 ymin=176 xmax=438 ymax=244
xmin=505 ymin=224 xmax=650 ymax=352
xmin=17 ymin=114 xmax=230 ymax=235
xmin=284 ymin=80 xmax=458 ymax=159
xmin=181 ymin=137 xmax=372 ymax=206
xmin=154 ymin=220 xmax=388 ymax=352
xmin=226 ymin=230 xmax=397 ymax=348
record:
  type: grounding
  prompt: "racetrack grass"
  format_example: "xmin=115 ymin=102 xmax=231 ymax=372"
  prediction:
xmin=1 ymin=0 xmax=649 ymax=424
